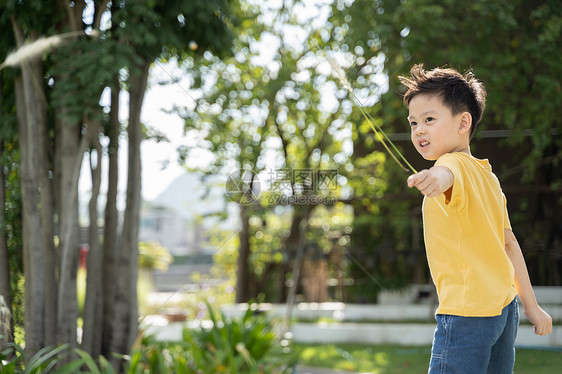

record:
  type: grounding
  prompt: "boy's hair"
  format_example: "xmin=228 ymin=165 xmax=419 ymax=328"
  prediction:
xmin=399 ymin=64 xmax=486 ymax=138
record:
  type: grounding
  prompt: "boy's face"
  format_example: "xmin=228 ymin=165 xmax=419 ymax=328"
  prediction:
xmin=407 ymin=93 xmax=470 ymax=161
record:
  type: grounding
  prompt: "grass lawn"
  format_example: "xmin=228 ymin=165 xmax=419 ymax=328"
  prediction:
xmin=294 ymin=344 xmax=562 ymax=373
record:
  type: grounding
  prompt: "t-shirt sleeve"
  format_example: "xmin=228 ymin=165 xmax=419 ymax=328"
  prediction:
xmin=435 ymin=154 xmax=466 ymax=211
xmin=503 ymin=193 xmax=512 ymax=230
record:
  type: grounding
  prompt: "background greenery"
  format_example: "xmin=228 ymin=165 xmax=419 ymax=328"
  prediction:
xmin=175 ymin=0 xmax=561 ymax=304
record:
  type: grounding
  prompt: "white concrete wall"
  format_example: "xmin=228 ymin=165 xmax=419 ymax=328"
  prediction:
xmin=221 ymin=301 xmax=562 ymax=323
xmin=288 ymin=322 xmax=562 ymax=347
xmin=144 ymin=286 xmax=562 ymax=347
xmin=144 ymin=320 xmax=562 ymax=348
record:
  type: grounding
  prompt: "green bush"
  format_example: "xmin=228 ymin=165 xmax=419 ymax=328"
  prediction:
xmin=128 ymin=303 xmax=297 ymax=373
xmin=138 ymin=241 xmax=173 ymax=271
xmin=182 ymin=303 xmax=296 ymax=373
xmin=1 ymin=304 xmax=296 ymax=373
xmin=0 ymin=343 xmax=117 ymax=374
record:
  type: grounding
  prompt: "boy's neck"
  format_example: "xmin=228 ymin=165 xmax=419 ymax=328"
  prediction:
xmin=447 ymin=143 xmax=471 ymax=157
xmin=458 ymin=147 xmax=471 ymax=156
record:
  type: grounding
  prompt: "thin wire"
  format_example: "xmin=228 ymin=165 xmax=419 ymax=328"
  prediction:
xmin=148 ymin=54 xmax=429 ymax=319
xmin=348 ymin=90 xmax=415 ymax=173
xmin=154 ymin=60 xmax=239 ymax=144
xmin=345 ymin=249 xmax=412 ymax=317
xmin=138 ymin=227 xmax=241 ymax=325
xmin=326 ymin=53 xmax=448 ymax=216
xmin=135 ymin=61 xmax=250 ymax=324
xmin=326 ymin=54 xmax=424 ymax=315
xmin=326 ymin=53 xmax=414 ymax=172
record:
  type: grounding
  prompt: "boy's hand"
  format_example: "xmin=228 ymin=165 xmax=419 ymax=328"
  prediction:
xmin=505 ymin=229 xmax=553 ymax=337
xmin=524 ymin=305 xmax=553 ymax=336
xmin=407 ymin=166 xmax=453 ymax=198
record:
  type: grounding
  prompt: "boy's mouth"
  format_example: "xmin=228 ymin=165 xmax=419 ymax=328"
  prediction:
xmin=418 ymin=140 xmax=430 ymax=150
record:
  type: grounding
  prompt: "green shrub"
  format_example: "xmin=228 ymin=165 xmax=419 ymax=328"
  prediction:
xmin=180 ymin=303 xmax=296 ymax=373
xmin=138 ymin=241 xmax=173 ymax=271
xmin=0 ymin=343 xmax=117 ymax=374
xmin=128 ymin=303 xmax=297 ymax=373
xmin=1 ymin=304 xmax=296 ymax=373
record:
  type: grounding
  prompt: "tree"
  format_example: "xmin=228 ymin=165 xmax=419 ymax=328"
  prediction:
xmin=1 ymin=0 xmax=235 ymax=368
xmin=178 ymin=0 xmax=359 ymax=303
xmin=328 ymin=0 xmax=562 ymax=295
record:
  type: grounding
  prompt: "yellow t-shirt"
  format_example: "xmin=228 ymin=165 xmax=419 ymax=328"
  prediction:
xmin=423 ymin=152 xmax=516 ymax=317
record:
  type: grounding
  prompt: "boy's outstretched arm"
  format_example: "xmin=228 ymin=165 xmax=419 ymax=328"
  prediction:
xmin=407 ymin=166 xmax=453 ymax=197
xmin=505 ymin=229 xmax=552 ymax=336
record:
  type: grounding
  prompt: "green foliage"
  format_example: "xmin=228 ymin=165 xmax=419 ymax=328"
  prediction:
xmin=396 ymin=0 xmax=561 ymax=175
xmin=327 ymin=0 xmax=562 ymax=292
xmin=49 ymin=37 xmax=131 ymax=126
xmin=0 ymin=343 xmax=67 ymax=373
xmin=0 ymin=342 xmax=119 ymax=374
xmin=131 ymin=304 xmax=296 ymax=373
xmin=0 ymin=72 xmax=18 ymax=139
xmin=178 ymin=303 xmax=296 ymax=373
xmin=3 ymin=302 xmax=295 ymax=373
xmin=138 ymin=241 xmax=173 ymax=271
xmin=0 ymin=74 xmax=24 ymax=333
xmin=177 ymin=0 xmax=364 ymax=302
xmin=2 ymin=340 xmax=559 ymax=374
xmin=208 ymin=226 xmax=240 ymax=281
xmin=332 ymin=0 xmax=562 ymax=178
xmin=1 ymin=0 xmax=60 ymax=37
xmin=1 ymin=0 xmax=238 ymax=352
xmin=112 ymin=0 xmax=236 ymax=62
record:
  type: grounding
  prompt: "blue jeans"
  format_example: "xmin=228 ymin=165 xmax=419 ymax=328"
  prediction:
xmin=429 ymin=298 xmax=519 ymax=374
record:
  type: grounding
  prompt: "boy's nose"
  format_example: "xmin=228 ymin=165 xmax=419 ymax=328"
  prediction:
xmin=413 ymin=125 xmax=426 ymax=136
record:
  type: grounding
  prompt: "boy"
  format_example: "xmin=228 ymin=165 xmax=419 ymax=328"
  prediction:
xmin=400 ymin=64 xmax=552 ymax=373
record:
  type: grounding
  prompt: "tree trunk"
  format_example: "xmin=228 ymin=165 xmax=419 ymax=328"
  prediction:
xmin=15 ymin=72 xmax=45 ymax=356
xmin=283 ymin=215 xmax=308 ymax=334
xmin=235 ymin=204 xmax=251 ymax=303
xmin=101 ymin=82 xmax=120 ymax=358
xmin=110 ymin=62 xmax=149 ymax=370
xmin=280 ymin=205 xmax=312 ymax=302
xmin=55 ymin=104 xmax=84 ymax=348
xmin=0 ymin=141 xmax=12 ymax=345
xmin=82 ymin=121 xmax=103 ymax=357
xmin=35 ymin=57 xmax=57 ymax=349
xmin=0 ymin=73 xmax=13 ymax=345
xmin=10 ymin=16 xmax=49 ymax=354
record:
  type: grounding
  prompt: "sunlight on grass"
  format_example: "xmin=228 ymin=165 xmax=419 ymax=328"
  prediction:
xmin=296 ymin=344 xmax=562 ymax=374
xmin=374 ymin=351 xmax=389 ymax=366
xmin=299 ymin=346 xmax=318 ymax=362
xmin=298 ymin=345 xmax=393 ymax=373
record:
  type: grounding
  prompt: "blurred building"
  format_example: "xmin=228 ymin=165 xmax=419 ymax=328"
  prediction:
xmin=139 ymin=172 xmax=238 ymax=257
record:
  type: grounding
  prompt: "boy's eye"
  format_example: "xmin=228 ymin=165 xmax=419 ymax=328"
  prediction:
xmin=426 ymin=117 xmax=435 ymax=122
xmin=409 ymin=121 xmax=417 ymax=127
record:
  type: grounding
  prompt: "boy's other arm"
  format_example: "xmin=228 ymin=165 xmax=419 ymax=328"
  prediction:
xmin=407 ymin=166 xmax=453 ymax=198
xmin=505 ymin=229 xmax=552 ymax=336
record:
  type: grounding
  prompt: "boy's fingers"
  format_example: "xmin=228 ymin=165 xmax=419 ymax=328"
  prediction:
xmin=408 ymin=171 xmax=428 ymax=187
xmin=407 ymin=174 xmax=417 ymax=187
xmin=416 ymin=176 xmax=433 ymax=191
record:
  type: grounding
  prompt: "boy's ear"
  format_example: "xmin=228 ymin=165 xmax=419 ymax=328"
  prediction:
xmin=458 ymin=112 xmax=472 ymax=135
